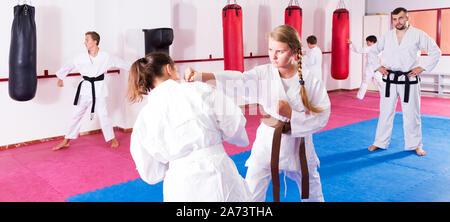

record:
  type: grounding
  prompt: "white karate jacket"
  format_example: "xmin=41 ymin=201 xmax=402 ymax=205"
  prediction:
xmin=130 ymin=80 xmax=251 ymax=201
xmin=56 ymin=50 xmax=130 ymax=98
xmin=214 ymin=64 xmax=331 ymax=171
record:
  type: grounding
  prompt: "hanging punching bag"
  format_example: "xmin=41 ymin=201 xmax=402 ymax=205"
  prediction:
xmin=331 ymin=8 xmax=350 ymax=80
xmin=222 ymin=1 xmax=244 ymax=72
xmin=285 ymin=0 xmax=302 ymax=38
xmin=9 ymin=4 xmax=37 ymax=101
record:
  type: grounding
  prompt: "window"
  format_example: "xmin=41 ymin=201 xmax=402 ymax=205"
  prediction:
xmin=408 ymin=10 xmax=438 ymax=54
xmin=408 ymin=11 xmax=438 ymax=41
xmin=405 ymin=8 xmax=450 ymax=55
xmin=440 ymin=9 xmax=450 ymax=54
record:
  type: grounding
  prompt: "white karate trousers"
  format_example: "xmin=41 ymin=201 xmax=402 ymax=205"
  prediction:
xmin=356 ymin=68 xmax=383 ymax=100
xmin=373 ymin=76 xmax=422 ymax=150
xmin=65 ymin=95 xmax=115 ymax=142
xmin=245 ymin=164 xmax=324 ymax=202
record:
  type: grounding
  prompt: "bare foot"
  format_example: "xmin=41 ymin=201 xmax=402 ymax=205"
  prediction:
xmin=110 ymin=138 xmax=119 ymax=148
xmin=415 ymin=146 xmax=426 ymax=156
xmin=368 ymin=145 xmax=380 ymax=151
xmin=52 ymin=139 xmax=70 ymax=151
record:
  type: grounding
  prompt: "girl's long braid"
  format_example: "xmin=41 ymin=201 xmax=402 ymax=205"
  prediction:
xmin=297 ymin=49 xmax=323 ymax=113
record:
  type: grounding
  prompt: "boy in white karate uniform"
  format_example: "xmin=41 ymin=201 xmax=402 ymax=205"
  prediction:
xmin=52 ymin=31 xmax=130 ymax=150
xmin=368 ymin=8 xmax=441 ymax=156
xmin=302 ymin=35 xmax=323 ymax=81
xmin=186 ymin=25 xmax=330 ymax=202
xmin=347 ymin=35 xmax=383 ymax=99
xmin=128 ymin=52 xmax=251 ymax=202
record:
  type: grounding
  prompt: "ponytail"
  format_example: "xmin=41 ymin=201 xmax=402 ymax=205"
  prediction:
xmin=127 ymin=58 xmax=150 ymax=103
xmin=127 ymin=52 xmax=174 ymax=103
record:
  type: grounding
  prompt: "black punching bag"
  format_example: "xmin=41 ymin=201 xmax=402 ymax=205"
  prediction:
xmin=9 ymin=4 xmax=37 ymax=101
xmin=142 ymin=28 xmax=173 ymax=55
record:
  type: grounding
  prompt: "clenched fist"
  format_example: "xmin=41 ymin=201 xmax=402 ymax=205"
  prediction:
xmin=408 ymin=66 xmax=424 ymax=77
xmin=57 ymin=79 xmax=64 ymax=87
xmin=377 ymin=66 xmax=390 ymax=76
xmin=184 ymin=67 xmax=196 ymax=82
xmin=278 ymin=100 xmax=292 ymax=119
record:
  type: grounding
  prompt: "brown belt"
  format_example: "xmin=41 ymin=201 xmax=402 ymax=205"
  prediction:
xmin=262 ymin=115 xmax=309 ymax=202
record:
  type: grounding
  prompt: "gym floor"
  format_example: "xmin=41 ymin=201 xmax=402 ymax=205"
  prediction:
xmin=1 ymin=90 xmax=449 ymax=202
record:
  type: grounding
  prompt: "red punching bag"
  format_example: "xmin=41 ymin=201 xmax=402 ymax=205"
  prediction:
xmin=284 ymin=0 xmax=302 ymax=38
xmin=222 ymin=1 xmax=244 ymax=72
xmin=331 ymin=5 xmax=350 ymax=80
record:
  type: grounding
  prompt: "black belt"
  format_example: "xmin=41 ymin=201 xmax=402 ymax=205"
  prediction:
xmin=73 ymin=74 xmax=105 ymax=119
xmin=382 ymin=70 xmax=419 ymax=103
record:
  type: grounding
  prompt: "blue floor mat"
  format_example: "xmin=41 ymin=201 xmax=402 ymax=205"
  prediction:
xmin=67 ymin=113 xmax=450 ymax=202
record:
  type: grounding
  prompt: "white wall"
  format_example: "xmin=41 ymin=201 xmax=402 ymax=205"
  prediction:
xmin=0 ymin=0 xmax=366 ymax=146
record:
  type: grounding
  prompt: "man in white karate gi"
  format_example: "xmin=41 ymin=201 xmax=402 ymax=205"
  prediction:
xmin=368 ymin=7 xmax=441 ymax=156
xmin=302 ymin=35 xmax=323 ymax=81
xmin=347 ymin=35 xmax=383 ymax=100
xmin=52 ymin=31 xmax=130 ymax=150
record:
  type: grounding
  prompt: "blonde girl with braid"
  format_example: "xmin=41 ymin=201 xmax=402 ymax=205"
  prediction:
xmin=184 ymin=25 xmax=330 ymax=202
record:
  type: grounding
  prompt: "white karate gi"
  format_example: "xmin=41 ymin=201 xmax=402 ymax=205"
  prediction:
xmin=303 ymin=46 xmax=323 ymax=81
xmin=372 ymin=25 xmax=441 ymax=150
xmin=56 ymin=50 xmax=130 ymax=142
xmin=130 ymin=80 xmax=252 ymax=202
xmin=349 ymin=43 xmax=383 ymax=99
xmin=214 ymin=64 xmax=331 ymax=202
